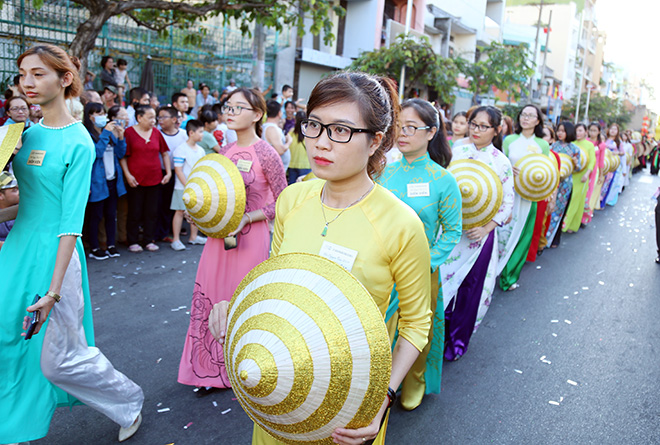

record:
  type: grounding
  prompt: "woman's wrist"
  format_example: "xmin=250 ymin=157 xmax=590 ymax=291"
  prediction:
xmin=246 ymin=212 xmax=252 ymax=225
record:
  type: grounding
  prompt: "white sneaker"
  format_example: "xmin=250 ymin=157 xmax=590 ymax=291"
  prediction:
xmin=118 ymin=412 xmax=142 ymax=442
xmin=189 ymin=235 xmax=207 ymax=245
xmin=171 ymin=240 xmax=186 ymax=251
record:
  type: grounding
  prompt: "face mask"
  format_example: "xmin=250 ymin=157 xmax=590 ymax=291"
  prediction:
xmin=94 ymin=115 xmax=108 ymax=128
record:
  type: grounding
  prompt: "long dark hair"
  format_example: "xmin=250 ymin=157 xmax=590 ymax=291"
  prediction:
xmin=401 ymin=99 xmax=451 ymax=168
xmin=306 ymin=72 xmax=399 ymax=179
xmin=514 ymin=104 xmax=545 ymax=138
xmin=607 ymin=123 xmax=621 ymax=147
xmin=469 ymin=106 xmax=503 ymax=150
xmin=83 ymin=102 xmax=105 ymax=142
xmin=588 ymin=122 xmax=602 ymax=144
xmin=293 ymin=110 xmax=306 ymax=143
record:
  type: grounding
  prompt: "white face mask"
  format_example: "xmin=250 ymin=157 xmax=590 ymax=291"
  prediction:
xmin=94 ymin=115 xmax=108 ymax=128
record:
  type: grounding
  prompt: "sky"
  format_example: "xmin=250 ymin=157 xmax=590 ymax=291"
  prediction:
xmin=595 ymin=0 xmax=660 ymax=111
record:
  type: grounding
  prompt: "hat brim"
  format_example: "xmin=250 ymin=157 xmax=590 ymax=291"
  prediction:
xmin=226 ymin=253 xmax=392 ymax=444
xmin=0 ymin=123 xmax=25 ymax=171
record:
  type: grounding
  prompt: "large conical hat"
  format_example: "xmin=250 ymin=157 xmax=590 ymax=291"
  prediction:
xmin=602 ymin=152 xmax=612 ymax=175
xmin=514 ymin=153 xmax=558 ymax=202
xmin=183 ymin=153 xmax=246 ymax=238
xmin=625 ymin=152 xmax=632 ymax=167
xmin=611 ymin=151 xmax=620 ymax=171
xmin=225 ymin=253 xmax=392 ymax=445
xmin=448 ymin=159 xmax=503 ymax=230
xmin=0 ymin=123 xmax=24 ymax=171
xmin=557 ymin=153 xmax=574 ymax=179
xmin=576 ymin=147 xmax=588 ymax=172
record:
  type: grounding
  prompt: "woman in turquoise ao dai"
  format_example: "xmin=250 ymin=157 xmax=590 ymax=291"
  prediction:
xmin=379 ymin=99 xmax=462 ymax=410
xmin=496 ymin=105 xmax=550 ymax=291
xmin=0 ymin=45 xmax=143 ymax=444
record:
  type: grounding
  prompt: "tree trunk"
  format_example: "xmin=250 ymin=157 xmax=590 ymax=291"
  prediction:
xmin=251 ymin=23 xmax=265 ymax=90
xmin=69 ymin=10 xmax=114 ymax=78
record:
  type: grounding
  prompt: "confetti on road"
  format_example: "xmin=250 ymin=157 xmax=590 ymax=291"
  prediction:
xmin=564 ymin=320 xmax=572 ymax=324
xmin=156 ymin=358 xmax=162 ymax=363
xmin=552 ymin=333 xmax=557 ymax=337
xmin=157 ymin=402 xmax=162 ymax=407
xmin=94 ymin=307 xmax=100 ymax=311
xmin=582 ymin=287 xmax=589 ymax=290
xmin=540 ymin=355 xmax=546 ymax=361
xmin=112 ymin=275 xmax=126 ymax=279
xmin=567 ymin=380 xmax=578 ymax=386
xmin=549 ymin=401 xmax=560 ymax=406
xmin=514 ymin=369 xmax=523 ymax=374
xmin=536 ymin=266 xmax=542 ymax=269
xmin=183 ymin=422 xmax=193 ymax=429
xmin=108 ymin=286 xmax=113 ymax=289
xmin=212 ymin=401 xmax=218 ymax=407
xmin=596 ymin=270 xmax=605 ymax=275
xmin=551 ymin=320 xmax=559 ymax=323
xmin=157 ymin=408 xmax=170 ymax=413
xmin=598 ymin=281 xmax=605 ymax=285
xmin=182 ymin=260 xmax=187 ymax=264
xmin=221 ymin=408 xmax=231 ymax=415
xmin=629 ymin=283 xmax=634 ymax=287
xmin=110 ymin=292 xmax=116 ymax=296
xmin=563 ymin=296 xmax=569 ymax=299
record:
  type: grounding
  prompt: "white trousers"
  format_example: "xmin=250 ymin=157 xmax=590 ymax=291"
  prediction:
xmin=40 ymin=249 xmax=144 ymax=428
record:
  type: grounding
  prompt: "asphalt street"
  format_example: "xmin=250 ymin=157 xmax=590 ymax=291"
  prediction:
xmin=37 ymin=171 xmax=660 ymax=445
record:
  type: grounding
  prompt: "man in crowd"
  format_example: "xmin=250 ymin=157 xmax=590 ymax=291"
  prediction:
xmin=181 ymin=80 xmax=196 ymax=114
xmin=172 ymin=92 xmax=192 ymax=129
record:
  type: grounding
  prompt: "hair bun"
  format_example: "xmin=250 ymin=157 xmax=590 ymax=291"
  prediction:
xmin=69 ymin=55 xmax=81 ymax=72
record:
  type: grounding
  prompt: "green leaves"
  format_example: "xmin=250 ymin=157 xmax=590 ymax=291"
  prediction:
xmin=456 ymin=41 xmax=532 ymax=103
xmin=348 ymin=35 xmax=458 ymax=103
xmin=562 ymin=93 xmax=632 ymax=126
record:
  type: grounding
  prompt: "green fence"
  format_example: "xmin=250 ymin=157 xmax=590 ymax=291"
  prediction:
xmin=0 ymin=0 xmax=288 ymax=101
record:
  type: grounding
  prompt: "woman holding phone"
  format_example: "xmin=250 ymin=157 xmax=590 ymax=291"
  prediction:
xmin=82 ymin=102 xmax=127 ymax=260
xmin=0 ymin=44 xmax=143 ymax=444
xmin=177 ymin=88 xmax=287 ymax=395
xmin=208 ymin=72 xmax=433 ymax=445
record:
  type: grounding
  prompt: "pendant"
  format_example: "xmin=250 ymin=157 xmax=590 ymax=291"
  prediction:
xmin=321 ymin=225 xmax=328 ymax=237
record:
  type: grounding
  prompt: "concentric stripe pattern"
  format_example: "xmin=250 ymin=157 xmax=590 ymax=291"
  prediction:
xmin=576 ymin=147 xmax=588 ymax=172
xmin=182 ymin=154 xmax=245 ymax=238
xmin=514 ymin=153 xmax=559 ymax=202
xmin=557 ymin=153 xmax=574 ymax=179
xmin=225 ymin=253 xmax=392 ymax=444
xmin=448 ymin=159 xmax=503 ymax=230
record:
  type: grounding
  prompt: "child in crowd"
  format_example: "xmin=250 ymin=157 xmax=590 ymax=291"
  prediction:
xmin=0 ymin=172 xmax=19 ymax=251
xmin=114 ymin=59 xmax=132 ymax=92
xmin=170 ymin=120 xmax=206 ymax=251
xmin=198 ymin=109 xmax=220 ymax=155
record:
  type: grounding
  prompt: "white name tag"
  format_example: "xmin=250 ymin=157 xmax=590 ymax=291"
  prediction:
xmin=407 ymin=182 xmax=430 ymax=198
xmin=319 ymin=241 xmax=358 ymax=272
xmin=236 ymin=159 xmax=252 ymax=172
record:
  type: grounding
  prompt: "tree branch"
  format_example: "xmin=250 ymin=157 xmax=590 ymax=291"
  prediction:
xmin=109 ymin=0 xmax=283 ymax=16
xmin=124 ymin=10 xmax=177 ymax=32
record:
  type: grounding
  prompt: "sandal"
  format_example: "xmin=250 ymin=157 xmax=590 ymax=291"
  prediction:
xmin=128 ymin=244 xmax=143 ymax=253
xmin=145 ymin=243 xmax=159 ymax=252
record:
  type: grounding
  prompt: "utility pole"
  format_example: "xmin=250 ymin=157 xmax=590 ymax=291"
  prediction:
xmin=575 ymin=9 xmax=592 ymax=124
xmin=540 ymin=10 xmax=552 ymax=101
xmin=528 ymin=0 xmax=544 ymax=103
xmin=398 ymin=0 xmax=413 ymax=100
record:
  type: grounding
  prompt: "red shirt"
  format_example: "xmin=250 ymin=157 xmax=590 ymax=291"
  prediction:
xmin=124 ymin=126 xmax=169 ymax=186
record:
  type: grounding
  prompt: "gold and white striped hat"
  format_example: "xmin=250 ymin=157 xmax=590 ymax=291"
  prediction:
xmin=183 ymin=153 xmax=246 ymax=239
xmin=225 ymin=253 xmax=392 ymax=444
xmin=448 ymin=159 xmax=503 ymax=230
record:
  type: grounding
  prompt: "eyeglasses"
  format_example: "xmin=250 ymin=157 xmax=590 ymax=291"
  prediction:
xmin=221 ymin=105 xmax=254 ymax=115
xmin=468 ymin=122 xmax=494 ymax=132
xmin=9 ymin=107 xmax=29 ymax=113
xmin=301 ymin=119 xmax=373 ymax=143
xmin=157 ymin=115 xmax=176 ymax=121
xmin=520 ymin=113 xmax=538 ymax=120
xmin=400 ymin=125 xmax=431 ymax=137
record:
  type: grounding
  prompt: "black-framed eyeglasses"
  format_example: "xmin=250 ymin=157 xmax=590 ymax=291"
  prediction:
xmin=157 ymin=115 xmax=176 ymax=121
xmin=301 ymin=119 xmax=373 ymax=143
xmin=9 ymin=107 xmax=29 ymax=113
xmin=221 ymin=105 xmax=254 ymax=115
xmin=468 ymin=122 xmax=494 ymax=132
xmin=400 ymin=125 xmax=431 ymax=137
